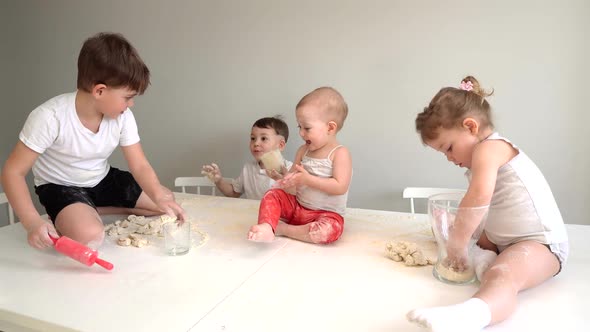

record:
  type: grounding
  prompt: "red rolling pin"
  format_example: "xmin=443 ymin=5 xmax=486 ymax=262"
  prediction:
xmin=49 ymin=235 xmax=114 ymax=270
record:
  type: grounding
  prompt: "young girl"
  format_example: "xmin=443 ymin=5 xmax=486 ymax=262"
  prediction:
xmin=247 ymin=87 xmax=353 ymax=244
xmin=407 ymin=76 xmax=568 ymax=332
xmin=201 ymin=116 xmax=293 ymax=200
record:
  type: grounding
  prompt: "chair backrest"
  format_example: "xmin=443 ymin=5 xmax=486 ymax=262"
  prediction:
xmin=0 ymin=192 xmax=16 ymax=225
xmin=174 ymin=177 xmax=219 ymax=196
xmin=402 ymin=187 xmax=467 ymax=214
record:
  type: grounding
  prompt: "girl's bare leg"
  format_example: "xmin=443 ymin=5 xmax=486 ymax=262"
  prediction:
xmin=476 ymin=241 xmax=559 ymax=323
xmin=407 ymin=240 xmax=560 ymax=331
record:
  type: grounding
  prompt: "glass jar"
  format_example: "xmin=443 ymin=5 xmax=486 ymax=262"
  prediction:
xmin=428 ymin=192 xmax=489 ymax=285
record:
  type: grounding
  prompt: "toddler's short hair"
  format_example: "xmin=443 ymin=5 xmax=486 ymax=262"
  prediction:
xmin=296 ymin=87 xmax=348 ymax=131
xmin=253 ymin=116 xmax=289 ymax=142
xmin=77 ymin=32 xmax=150 ymax=94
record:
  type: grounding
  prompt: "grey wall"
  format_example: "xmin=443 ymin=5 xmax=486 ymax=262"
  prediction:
xmin=1 ymin=0 xmax=588 ymax=226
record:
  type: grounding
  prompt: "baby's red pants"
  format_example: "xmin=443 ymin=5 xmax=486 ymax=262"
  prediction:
xmin=258 ymin=189 xmax=344 ymax=244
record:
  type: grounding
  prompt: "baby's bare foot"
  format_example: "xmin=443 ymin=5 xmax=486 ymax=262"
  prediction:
xmin=247 ymin=223 xmax=275 ymax=242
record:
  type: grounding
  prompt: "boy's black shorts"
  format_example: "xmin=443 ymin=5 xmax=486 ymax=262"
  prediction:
xmin=35 ymin=167 xmax=142 ymax=223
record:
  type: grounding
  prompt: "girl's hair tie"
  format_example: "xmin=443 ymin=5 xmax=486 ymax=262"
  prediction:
xmin=460 ymin=80 xmax=474 ymax=91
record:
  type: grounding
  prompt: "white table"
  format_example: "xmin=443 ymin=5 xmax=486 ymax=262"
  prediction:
xmin=0 ymin=194 xmax=588 ymax=332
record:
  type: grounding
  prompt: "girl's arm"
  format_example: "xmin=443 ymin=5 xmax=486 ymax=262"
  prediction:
xmin=1 ymin=141 xmax=58 ymax=248
xmin=121 ymin=142 xmax=186 ymax=220
xmin=448 ymin=140 xmax=518 ymax=250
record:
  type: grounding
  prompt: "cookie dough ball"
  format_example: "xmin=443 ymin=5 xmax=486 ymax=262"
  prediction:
xmin=117 ymin=237 xmax=131 ymax=246
xmin=260 ymin=149 xmax=284 ymax=172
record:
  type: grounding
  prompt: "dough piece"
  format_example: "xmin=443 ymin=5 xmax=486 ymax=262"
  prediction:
xmin=117 ymin=237 xmax=131 ymax=246
xmin=128 ymin=233 xmax=142 ymax=241
xmin=436 ymin=263 xmax=475 ymax=283
xmin=131 ymin=237 xmax=149 ymax=248
xmin=386 ymin=241 xmax=434 ymax=266
xmin=105 ymin=215 xmax=197 ymax=249
xmin=260 ymin=149 xmax=284 ymax=172
xmin=128 ymin=234 xmax=148 ymax=247
xmin=160 ymin=215 xmax=177 ymax=224
xmin=200 ymin=169 xmax=216 ymax=182
xmin=142 ymin=226 xmax=158 ymax=236
xmin=135 ymin=224 xmax=150 ymax=235
xmin=130 ymin=215 xmax=149 ymax=226
xmin=107 ymin=227 xmax=119 ymax=237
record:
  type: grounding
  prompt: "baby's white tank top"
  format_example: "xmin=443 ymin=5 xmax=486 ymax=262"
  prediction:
xmin=296 ymin=145 xmax=348 ymax=215
xmin=466 ymin=133 xmax=568 ymax=247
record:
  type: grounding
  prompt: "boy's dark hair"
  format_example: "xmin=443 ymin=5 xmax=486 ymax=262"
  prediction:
xmin=253 ymin=116 xmax=289 ymax=142
xmin=77 ymin=32 xmax=150 ymax=94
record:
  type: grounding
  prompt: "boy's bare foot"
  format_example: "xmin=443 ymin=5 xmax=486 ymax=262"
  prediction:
xmin=247 ymin=223 xmax=275 ymax=242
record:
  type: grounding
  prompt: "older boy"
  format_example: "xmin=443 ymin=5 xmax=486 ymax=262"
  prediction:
xmin=1 ymin=32 xmax=185 ymax=250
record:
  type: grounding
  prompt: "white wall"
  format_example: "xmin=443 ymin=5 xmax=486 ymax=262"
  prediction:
xmin=1 ymin=0 xmax=588 ymax=226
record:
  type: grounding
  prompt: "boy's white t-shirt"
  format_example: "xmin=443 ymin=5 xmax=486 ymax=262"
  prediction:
xmin=232 ymin=160 xmax=293 ymax=200
xmin=19 ymin=92 xmax=140 ymax=187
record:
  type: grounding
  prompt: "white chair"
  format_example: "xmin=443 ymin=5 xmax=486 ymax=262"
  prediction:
xmin=402 ymin=187 xmax=466 ymax=214
xmin=0 ymin=192 xmax=16 ymax=225
xmin=174 ymin=177 xmax=224 ymax=196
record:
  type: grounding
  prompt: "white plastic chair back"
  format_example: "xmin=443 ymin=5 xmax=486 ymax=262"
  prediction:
xmin=0 ymin=192 xmax=16 ymax=225
xmin=174 ymin=177 xmax=218 ymax=196
xmin=402 ymin=187 xmax=466 ymax=214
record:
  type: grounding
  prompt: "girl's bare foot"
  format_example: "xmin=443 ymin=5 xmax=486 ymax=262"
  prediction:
xmin=407 ymin=298 xmax=490 ymax=332
xmin=247 ymin=223 xmax=275 ymax=242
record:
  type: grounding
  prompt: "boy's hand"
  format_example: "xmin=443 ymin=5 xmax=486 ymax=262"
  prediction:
xmin=154 ymin=186 xmax=187 ymax=222
xmin=26 ymin=219 xmax=59 ymax=250
xmin=201 ymin=163 xmax=222 ymax=183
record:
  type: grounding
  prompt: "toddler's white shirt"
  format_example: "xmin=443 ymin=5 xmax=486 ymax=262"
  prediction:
xmin=232 ymin=159 xmax=293 ymax=200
